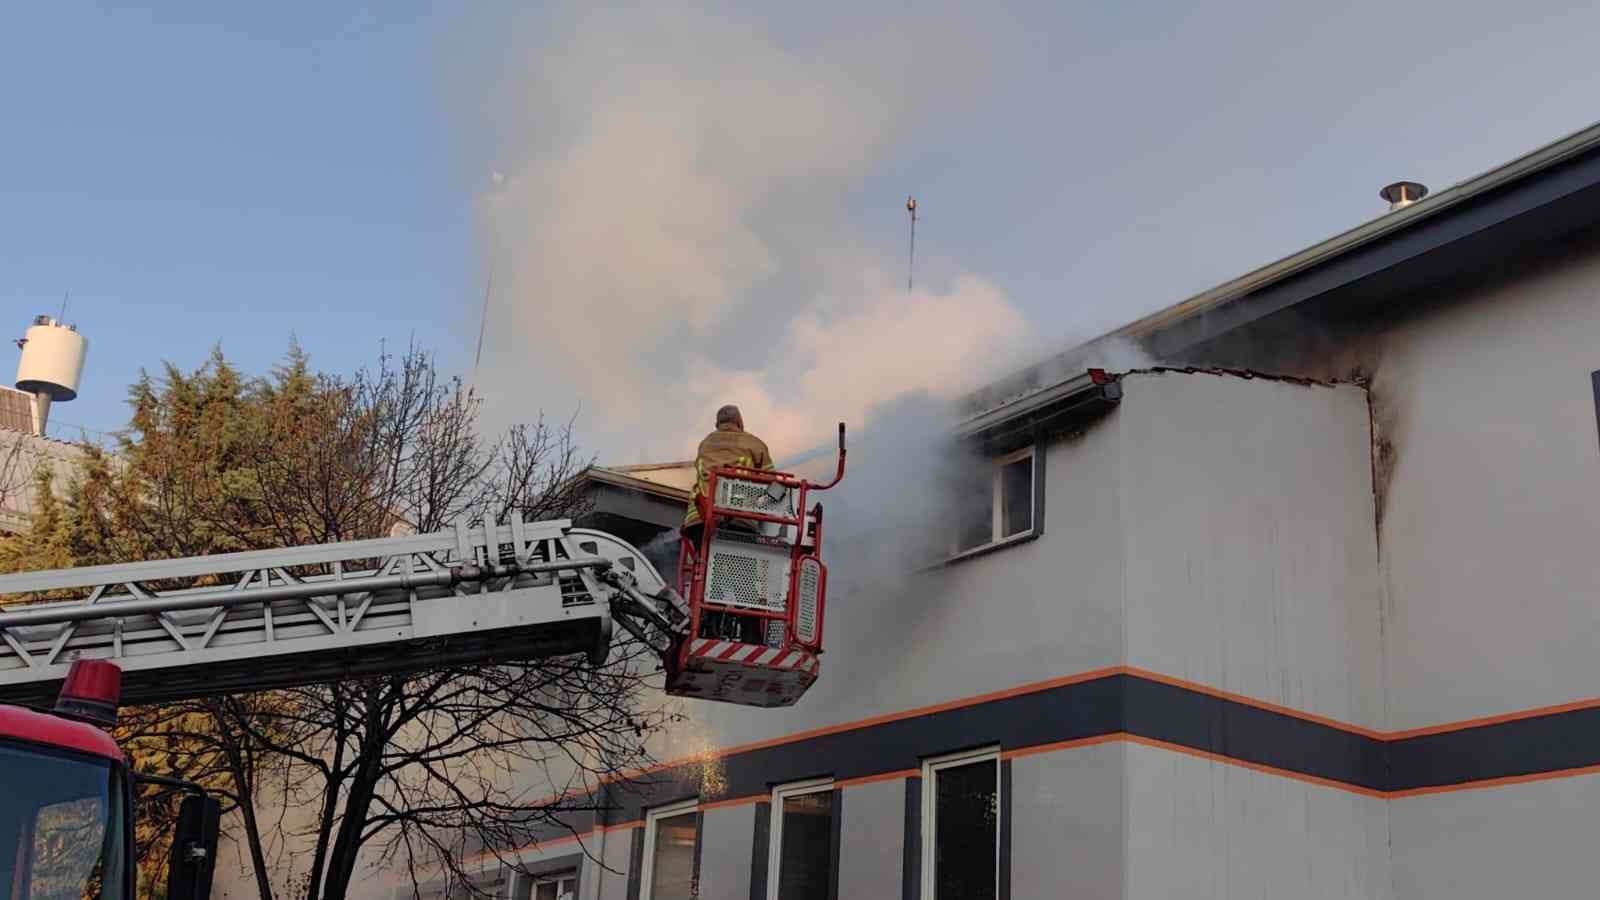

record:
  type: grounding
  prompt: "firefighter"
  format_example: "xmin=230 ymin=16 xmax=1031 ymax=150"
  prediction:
xmin=683 ymin=404 xmax=774 ymax=644
xmin=682 ymin=404 xmax=774 ymax=542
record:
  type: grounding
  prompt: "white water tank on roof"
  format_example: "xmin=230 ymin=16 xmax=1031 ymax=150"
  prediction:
xmin=16 ymin=316 xmax=88 ymax=402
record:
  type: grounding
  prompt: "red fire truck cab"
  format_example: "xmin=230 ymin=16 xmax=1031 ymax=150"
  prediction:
xmin=1 ymin=660 xmax=220 ymax=900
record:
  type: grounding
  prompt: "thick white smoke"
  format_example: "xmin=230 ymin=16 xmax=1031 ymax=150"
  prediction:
xmin=466 ymin=2 xmax=1025 ymax=462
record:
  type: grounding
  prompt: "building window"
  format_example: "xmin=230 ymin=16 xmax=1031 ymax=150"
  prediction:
xmin=921 ymin=748 xmax=1000 ymax=900
xmin=508 ymin=860 xmax=580 ymax=900
xmin=951 ymin=446 xmax=1035 ymax=557
xmin=767 ymin=779 xmax=834 ymax=900
xmin=529 ymin=872 xmax=575 ymax=900
xmin=640 ymin=800 xmax=698 ymax=900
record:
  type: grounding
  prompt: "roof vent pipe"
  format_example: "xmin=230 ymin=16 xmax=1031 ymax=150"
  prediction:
xmin=1380 ymin=181 xmax=1428 ymax=211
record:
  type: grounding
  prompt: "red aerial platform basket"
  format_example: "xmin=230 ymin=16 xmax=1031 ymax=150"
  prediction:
xmin=665 ymin=424 xmax=846 ymax=707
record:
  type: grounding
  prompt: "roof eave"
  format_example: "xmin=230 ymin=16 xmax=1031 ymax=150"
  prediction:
xmin=955 ymin=370 xmax=1122 ymax=452
xmin=580 ymin=466 xmax=692 ymax=502
xmin=1109 ymin=119 xmax=1600 ymax=348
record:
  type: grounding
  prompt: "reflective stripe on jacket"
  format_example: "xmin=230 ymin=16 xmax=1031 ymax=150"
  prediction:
xmin=683 ymin=424 xmax=774 ymax=527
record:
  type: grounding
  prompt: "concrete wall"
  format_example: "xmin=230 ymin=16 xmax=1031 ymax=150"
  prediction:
xmin=1113 ymin=373 xmax=1389 ymax=899
xmin=1010 ymin=743 xmax=1124 ymax=900
xmin=696 ymin=807 xmax=753 ymax=900
xmin=1372 ymin=241 xmax=1600 ymax=730
xmin=1124 ymin=743 xmax=1390 ymax=900
xmin=1341 ymin=227 xmax=1600 ymax=898
xmin=589 ymin=828 xmax=635 ymax=900
xmin=1118 ymin=372 xmax=1384 ymax=730
xmin=836 ymin=778 xmax=904 ymax=900
xmin=1389 ymin=774 xmax=1600 ymax=899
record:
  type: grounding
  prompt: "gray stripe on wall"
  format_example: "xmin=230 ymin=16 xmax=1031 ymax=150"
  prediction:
xmin=999 ymin=760 xmax=1013 ymax=900
xmin=1592 ymin=370 xmax=1600 ymax=452
xmin=692 ymin=811 xmax=705 ymax=895
xmin=626 ymin=827 xmax=644 ymax=900
xmin=903 ymin=776 xmax=921 ymax=900
xmin=750 ymin=801 xmax=771 ymax=900
xmin=827 ymin=788 xmax=843 ymax=900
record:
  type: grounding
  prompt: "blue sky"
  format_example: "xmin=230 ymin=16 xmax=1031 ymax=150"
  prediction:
xmin=1 ymin=2 xmax=470 ymax=441
xmin=6 ymin=1 xmax=1600 ymax=458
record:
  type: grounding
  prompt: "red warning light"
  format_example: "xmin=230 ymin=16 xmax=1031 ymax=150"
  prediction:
xmin=54 ymin=659 xmax=122 ymax=727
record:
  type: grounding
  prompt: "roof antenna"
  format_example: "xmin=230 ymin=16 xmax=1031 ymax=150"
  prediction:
xmin=473 ymin=257 xmax=494 ymax=378
xmin=905 ymin=196 xmax=918 ymax=292
xmin=59 ymin=291 xmax=68 ymax=323
xmin=475 ymin=168 xmax=508 ymax=381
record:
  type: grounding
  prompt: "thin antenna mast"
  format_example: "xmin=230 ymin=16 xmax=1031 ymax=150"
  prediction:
xmin=473 ymin=257 xmax=494 ymax=378
xmin=906 ymin=196 xmax=918 ymax=292
xmin=59 ymin=291 xmax=68 ymax=322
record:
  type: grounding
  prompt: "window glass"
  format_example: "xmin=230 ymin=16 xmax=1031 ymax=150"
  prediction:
xmin=999 ymin=456 xmax=1032 ymax=538
xmin=954 ymin=471 xmax=994 ymax=553
xmin=532 ymin=874 xmax=574 ymax=900
xmin=648 ymin=810 xmax=697 ymax=900
xmin=0 ymin=742 xmax=119 ymax=900
xmin=933 ymin=759 xmax=998 ymax=900
xmin=775 ymin=790 xmax=833 ymax=900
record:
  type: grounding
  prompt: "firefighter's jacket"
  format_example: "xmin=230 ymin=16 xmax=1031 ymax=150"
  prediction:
xmin=684 ymin=424 xmax=774 ymax=528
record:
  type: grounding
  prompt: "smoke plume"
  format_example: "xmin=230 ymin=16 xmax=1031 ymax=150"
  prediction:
xmin=466 ymin=2 xmax=1026 ymax=462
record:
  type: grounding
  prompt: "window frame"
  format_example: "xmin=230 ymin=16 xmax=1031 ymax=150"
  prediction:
xmin=638 ymin=798 xmax=699 ymax=900
xmin=920 ymin=746 xmax=1002 ymax=900
xmin=765 ymin=777 xmax=835 ymax=900
xmin=946 ymin=445 xmax=1038 ymax=562
xmin=529 ymin=870 xmax=576 ymax=900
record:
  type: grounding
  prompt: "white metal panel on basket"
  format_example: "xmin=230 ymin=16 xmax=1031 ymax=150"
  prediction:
xmin=713 ymin=476 xmax=794 ymax=519
xmin=794 ymin=558 xmax=820 ymax=645
xmin=704 ymin=538 xmax=790 ymax=612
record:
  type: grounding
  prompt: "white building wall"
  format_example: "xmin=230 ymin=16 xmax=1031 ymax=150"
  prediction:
xmin=1124 ymin=743 xmax=1390 ymax=900
xmin=591 ymin=829 xmax=635 ymax=900
xmin=1117 ymin=372 xmax=1385 ymax=730
xmin=1373 ymin=242 xmax=1600 ymax=730
xmin=836 ymin=778 xmax=904 ymax=900
xmin=696 ymin=807 xmax=753 ymax=900
xmin=1389 ymin=776 xmax=1600 ymax=900
xmin=1336 ymin=230 xmax=1600 ymax=899
xmin=1009 ymin=743 xmax=1124 ymax=900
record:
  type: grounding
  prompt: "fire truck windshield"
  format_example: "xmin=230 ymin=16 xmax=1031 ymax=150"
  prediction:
xmin=0 ymin=741 xmax=125 ymax=900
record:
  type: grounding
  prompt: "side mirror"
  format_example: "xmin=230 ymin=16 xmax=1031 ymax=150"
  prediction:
xmin=168 ymin=794 xmax=221 ymax=900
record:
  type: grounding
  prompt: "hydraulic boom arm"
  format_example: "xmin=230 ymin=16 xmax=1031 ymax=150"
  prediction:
xmin=0 ymin=515 xmax=686 ymax=707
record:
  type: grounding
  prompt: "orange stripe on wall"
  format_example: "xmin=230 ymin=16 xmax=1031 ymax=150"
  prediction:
xmin=1001 ymin=733 xmax=1123 ymax=759
xmin=699 ymin=795 xmax=762 ymax=811
xmin=836 ymin=769 xmax=919 ymax=789
xmin=1385 ymin=696 xmax=1600 ymax=739
xmin=1122 ymin=667 xmax=1390 ymax=739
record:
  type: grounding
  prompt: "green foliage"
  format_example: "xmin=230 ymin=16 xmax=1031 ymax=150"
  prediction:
xmin=0 ymin=343 xmax=323 ymax=898
xmin=0 ymin=340 xmax=650 ymax=900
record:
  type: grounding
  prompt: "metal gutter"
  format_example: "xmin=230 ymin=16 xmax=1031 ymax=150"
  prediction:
xmin=956 ymin=371 xmax=1105 ymax=439
xmin=955 ymin=371 xmax=1122 ymax=456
